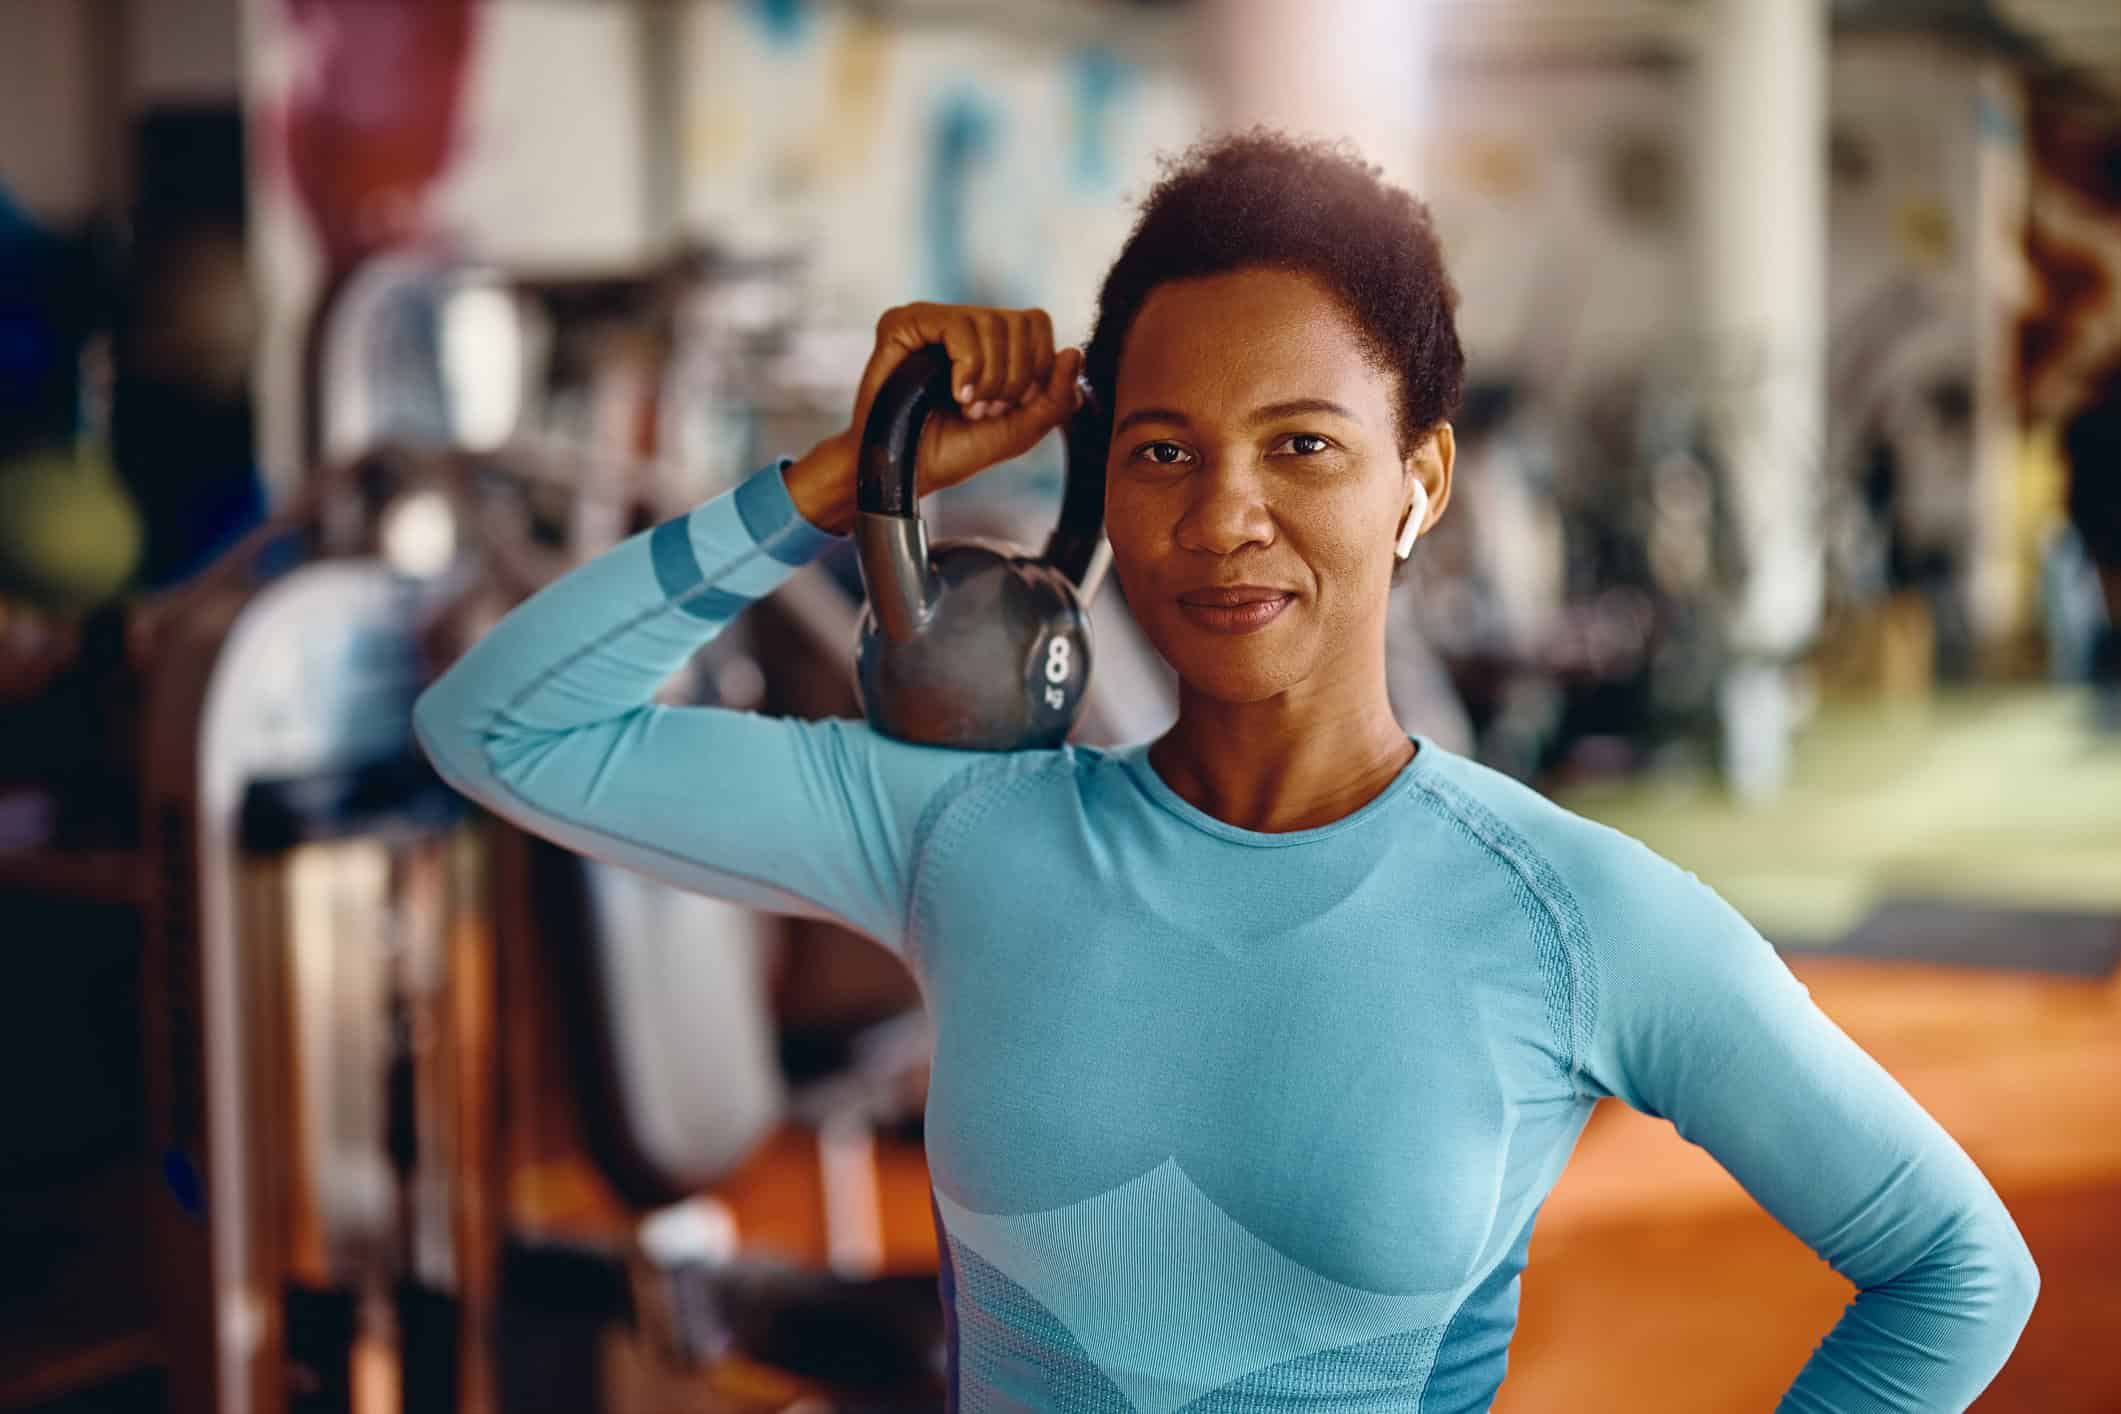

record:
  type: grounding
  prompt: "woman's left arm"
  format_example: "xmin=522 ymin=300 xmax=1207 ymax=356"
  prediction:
xmin=1567 ymin=832 xmax=2040 ymax=1413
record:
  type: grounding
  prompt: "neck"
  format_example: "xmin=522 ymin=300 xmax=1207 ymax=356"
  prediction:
xmin=1149 ymin=662 xmax=1416 ymax=835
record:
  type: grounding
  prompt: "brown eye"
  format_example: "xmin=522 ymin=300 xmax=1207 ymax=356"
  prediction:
xmin=1277 ymin=433 xmax=1331 ymax=456
xmin=1137 ymin=441 xmax=1192 ymax=466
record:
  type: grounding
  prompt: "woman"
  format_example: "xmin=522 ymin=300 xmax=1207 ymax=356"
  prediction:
xmin=416 ymin=131 xmax=2037 ymax=1411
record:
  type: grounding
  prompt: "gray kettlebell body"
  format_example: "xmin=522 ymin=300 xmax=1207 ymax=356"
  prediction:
xmin=854 ymin=532 xmax=1091 ymax=751
xmin=851 ymin=344 xmax=1109 ymax=752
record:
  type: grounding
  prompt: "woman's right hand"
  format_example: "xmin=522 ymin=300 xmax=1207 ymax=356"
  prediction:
xmin=846 ymin=302 xmax=1086 ymax=498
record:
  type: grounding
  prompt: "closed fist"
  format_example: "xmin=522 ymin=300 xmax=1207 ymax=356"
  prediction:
xmin=847 ymin=302 xmax=1087 ymax=497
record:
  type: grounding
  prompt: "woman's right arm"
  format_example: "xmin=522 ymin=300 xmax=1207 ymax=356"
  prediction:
xmin=413 ymin=439 xmax=986 ymax=958
xmin=412 ymin=305 xmax=1086 ymax=959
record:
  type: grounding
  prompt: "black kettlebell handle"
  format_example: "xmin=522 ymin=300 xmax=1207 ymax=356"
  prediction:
xmin=855 ymin=344 xmax=1107 ymax=641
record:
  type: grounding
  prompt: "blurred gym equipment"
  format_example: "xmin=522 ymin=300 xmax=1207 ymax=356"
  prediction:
xmin=138 ymin=549 xmax=474 ymax=1414
xmin=0 ymin=240 xmax=1021 ymax=1413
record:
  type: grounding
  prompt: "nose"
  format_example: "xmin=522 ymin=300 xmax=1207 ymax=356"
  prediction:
xmin=1173 ymin=452 xmax=1275 ymax=558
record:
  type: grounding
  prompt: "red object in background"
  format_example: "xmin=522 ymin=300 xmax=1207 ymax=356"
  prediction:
xmin=279 ymin=0 xmax=480 ymax=272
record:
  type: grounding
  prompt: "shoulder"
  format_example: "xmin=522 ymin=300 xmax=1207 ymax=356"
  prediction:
xmin=1407 ymin=747 xmax=1671 ymax=904
xmin=1408 ymin=748 xmax=1741 ymax=976
xmin=1414 ymin=751 xmax=1795 ymax=1107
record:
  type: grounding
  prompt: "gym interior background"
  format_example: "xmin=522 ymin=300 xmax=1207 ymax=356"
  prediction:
xmin=1 ymin=0 xmax=2117 ymax=1410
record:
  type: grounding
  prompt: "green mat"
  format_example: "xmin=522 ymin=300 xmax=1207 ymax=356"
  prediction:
xmin=1554 ymin=685 xmax=2121 ymax=976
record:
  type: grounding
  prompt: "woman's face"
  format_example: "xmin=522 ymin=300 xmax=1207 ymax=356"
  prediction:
xmin=1103 ymin=266 xmax=1448 ymax=706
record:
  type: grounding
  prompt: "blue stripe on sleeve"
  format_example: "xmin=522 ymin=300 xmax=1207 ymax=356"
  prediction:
xmin=649 ymin=516 xmax=751 ymax=621
xmin=740 ymin=454 xmax=846 ymax=565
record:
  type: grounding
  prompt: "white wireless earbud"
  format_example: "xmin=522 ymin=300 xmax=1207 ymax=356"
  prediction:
xmin=1395 ymin=482 xmax=1430 ymax=561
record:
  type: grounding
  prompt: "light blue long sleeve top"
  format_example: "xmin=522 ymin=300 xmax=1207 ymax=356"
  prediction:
xmin=413 ymin=455 xmax=2039 ymax=1412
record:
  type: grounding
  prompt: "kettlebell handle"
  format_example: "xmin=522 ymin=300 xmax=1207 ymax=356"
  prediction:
xmin=855 ymin=343 xmax=1108 ymax=643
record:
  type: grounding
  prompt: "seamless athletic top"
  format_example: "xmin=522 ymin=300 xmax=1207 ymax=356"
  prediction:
xmin=414 ymin=455 xmax=2038 ymax=1412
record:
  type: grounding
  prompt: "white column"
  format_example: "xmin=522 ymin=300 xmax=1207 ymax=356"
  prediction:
xmin=1197 ymin=0 xmax=1432 ymax=189
xmin=1693 ymin=0 xmax=1829 ymax=803
xmin=1969 ymin=61 xmax=2030 ymax=653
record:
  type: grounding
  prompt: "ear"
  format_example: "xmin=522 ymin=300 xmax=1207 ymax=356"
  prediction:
xmin=1402 ymin=422 xmax=1454 ymax=536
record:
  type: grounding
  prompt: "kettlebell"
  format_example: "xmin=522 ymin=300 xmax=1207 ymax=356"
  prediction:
xmin=852 ymin=343 xmax=1111 ymax=751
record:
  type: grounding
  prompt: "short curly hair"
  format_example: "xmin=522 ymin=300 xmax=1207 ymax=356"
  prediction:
xmin=1085 ymin=126 xmax=1466 ymax=463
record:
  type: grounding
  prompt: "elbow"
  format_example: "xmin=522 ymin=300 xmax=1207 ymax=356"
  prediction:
xmin=1981 ymin=1199 xmax=2041 ymax=1327
xmin=411 ymin=680 xmax=497 ymax=804
xmin=1875 ymin=1199 xmax=2042 ymax=1348
xmin=1999 ymin=1226 xmax=2041 ymax=1331
xmin=1949 ymin=1202 xmax=2042 ymax=1338
xmin=1987 ymin=1240 xmax=2041 ymax=1365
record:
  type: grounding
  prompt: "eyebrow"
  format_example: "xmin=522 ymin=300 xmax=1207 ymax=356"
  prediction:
xmin=1112 ymin=398 xmax=1359 ymax=437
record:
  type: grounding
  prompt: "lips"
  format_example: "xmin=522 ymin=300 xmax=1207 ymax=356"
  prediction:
xmin=1175 ymin=589 xmax=1294 ymax=635
xmin=1177 ymin=586 xmax=1294 ymax=607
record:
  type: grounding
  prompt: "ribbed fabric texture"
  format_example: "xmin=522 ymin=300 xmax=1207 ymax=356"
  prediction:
xmin=415 ymin=458 xmax=2040 ymax=1412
